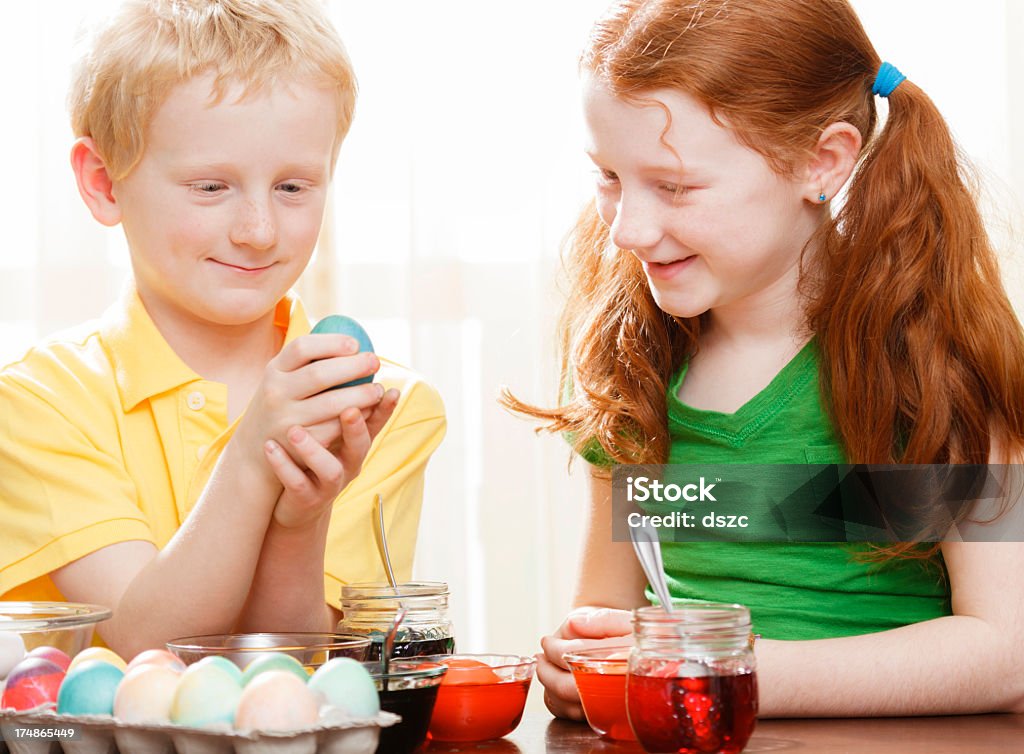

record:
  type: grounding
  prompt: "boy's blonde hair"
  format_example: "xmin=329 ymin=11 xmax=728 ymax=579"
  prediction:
xmin=69 ymin=0 xmax=357 ymax=180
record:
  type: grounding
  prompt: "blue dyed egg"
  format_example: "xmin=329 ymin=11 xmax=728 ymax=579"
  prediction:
xmin=240 ymin=652 xmax=309 ymax=687
xmin=311 ymin=315 xmax=375 ymax=388
xmin=308 ymin=657 xmax=379 ymax=718
xmin=57 ymin=659 xmax=124 ymax=716
xmin=170 ymin=658 xmax=242 ymax=728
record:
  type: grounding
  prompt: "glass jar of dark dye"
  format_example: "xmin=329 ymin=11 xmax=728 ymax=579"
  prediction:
xmin=338 ymin=581 xmax=455 ymax=662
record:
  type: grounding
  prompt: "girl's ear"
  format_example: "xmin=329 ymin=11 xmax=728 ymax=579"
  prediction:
xmin=804 ymin=122 xmax=862 ymax=204
xmin=70 ymin=137 xmax=122 ymax=226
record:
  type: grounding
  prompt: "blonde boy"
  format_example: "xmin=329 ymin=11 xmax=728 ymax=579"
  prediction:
xmin=0 ymin=0 xmax=444 ymax=657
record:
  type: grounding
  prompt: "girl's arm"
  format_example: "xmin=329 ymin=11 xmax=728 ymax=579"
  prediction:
xmin=757 ymin=540 xmax=1024 ymax=716
xmin=537 ymin=470 xmax=648 ymax=719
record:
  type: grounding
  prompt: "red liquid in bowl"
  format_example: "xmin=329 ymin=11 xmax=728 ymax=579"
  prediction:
xmin=428 ymin=679 xmax=531 ymax=742
xmin=573 ymin=666 xmax=635 ymax=741
xmin=627 ymin=672 xmax=757 ymax=754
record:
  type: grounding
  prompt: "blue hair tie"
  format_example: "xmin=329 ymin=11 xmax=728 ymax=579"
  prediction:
xmin=872 ymin=62 xmax=906 ymax=97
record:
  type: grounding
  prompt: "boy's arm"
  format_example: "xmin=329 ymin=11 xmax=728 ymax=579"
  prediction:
xmin=238 ymin=371 xmax=445 ymax=629
xmin=48 ymin=335 xmax=383 ymax=658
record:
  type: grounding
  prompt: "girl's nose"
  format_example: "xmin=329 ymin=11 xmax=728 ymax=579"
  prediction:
xmin=608 ymin=192 xmax=662 ymax=253
xmin=230 ymin=198 xmax=277 ymax=249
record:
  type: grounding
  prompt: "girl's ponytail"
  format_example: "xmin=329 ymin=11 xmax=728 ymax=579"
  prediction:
xmin=811 ymin=78 xmax=1024 ymax=467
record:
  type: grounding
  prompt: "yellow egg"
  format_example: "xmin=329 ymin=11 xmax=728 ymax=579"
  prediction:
xmin=68 ymin=647 xmax=127 ymax=672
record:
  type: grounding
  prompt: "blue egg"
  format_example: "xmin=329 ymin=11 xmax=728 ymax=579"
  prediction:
xmin=311 ymin=315 xmax=376 ymax=388
xmin=56 ymin=659 xmax=124 ymax=716
xmin=170 ymin=659 xmax=242 ymax=728
xmin=308 ymin=657 xmax=379 ymax=718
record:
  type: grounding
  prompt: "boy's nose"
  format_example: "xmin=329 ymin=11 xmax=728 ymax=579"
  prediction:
xmin=608 ymin=193 xmax=662 ymax=253
xmin=230 ymin=198 xmax=277 ymax=250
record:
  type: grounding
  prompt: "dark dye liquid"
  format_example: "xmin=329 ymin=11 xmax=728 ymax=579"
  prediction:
xmin=367 ymin=636 xmax=455 ymax=661
xmin=377 ymin=685 xmax=441 ymax=754
xmin=627 ymin=672 xmax=758 ymax=754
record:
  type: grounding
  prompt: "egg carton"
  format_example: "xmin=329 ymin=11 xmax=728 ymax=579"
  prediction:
xmin=0 ymin=706 xmax=398 ymax=754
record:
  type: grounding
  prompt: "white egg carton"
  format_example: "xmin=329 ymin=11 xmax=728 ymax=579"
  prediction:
xmin=0 ymin=706 xmax=397 ymax=754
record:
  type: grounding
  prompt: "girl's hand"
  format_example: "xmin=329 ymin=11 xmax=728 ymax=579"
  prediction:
xmin=263 ymin=409 xmax=370 ymax=529
xmin=537 ymin=607 xmax=634 ymax=720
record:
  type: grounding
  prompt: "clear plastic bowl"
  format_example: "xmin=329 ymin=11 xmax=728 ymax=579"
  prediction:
xmin=0 ymin=602 xmax=112 ymax=678
xmin=165 ymin=632 xmax=372 ymax=671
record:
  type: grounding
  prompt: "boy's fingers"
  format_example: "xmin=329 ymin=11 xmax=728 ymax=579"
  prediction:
xmin=365 ymin=388 xmax=400 ymax=438
xmin=295 ymin=352 xmax=381 ymax=398
xmin=301 ymin=382 xmax=385 ymax=425
xmin=336 ymin=407 xmax=371 ymax=476
xmin=274 ymin=334 xmax=359 ymax=372
xmin=263 ymin=439 xmax=312 ymax=494
xmin=284 ymin=426 xmax=343 ymax=489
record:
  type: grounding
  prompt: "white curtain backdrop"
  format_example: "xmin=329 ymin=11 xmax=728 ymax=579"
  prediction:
xmin=1 ymin=1 xmax=1021 ymax=693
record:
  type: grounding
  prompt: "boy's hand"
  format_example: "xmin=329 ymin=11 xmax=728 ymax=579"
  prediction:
xmin=537 ymin=607 xmax=633 ymax=720
xmin=234 ymin=334 xmax=384 ymax=476
xmin=263 ymin=412 xmax=369 ymax=529
xmin=305 ymin=386 xmax=401 ymax=456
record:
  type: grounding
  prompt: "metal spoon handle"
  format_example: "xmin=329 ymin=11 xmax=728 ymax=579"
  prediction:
xmin=629 ymin=520 xmax=674 ymax=612
xmin=373 ymin=494 xmax=398 ymax=590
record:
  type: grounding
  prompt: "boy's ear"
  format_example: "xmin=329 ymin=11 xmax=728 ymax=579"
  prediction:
xmin=803 ymin=122 xmax=862 ymax=204
xmin=70 ymin=137 xmax=122 ymax=226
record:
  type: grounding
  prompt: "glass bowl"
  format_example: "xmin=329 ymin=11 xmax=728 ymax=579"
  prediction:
xmin=425 ymin=653 xmax=536 ymax=742
xmin=165 ymin=632 xmax=371 ymax=672
xmin=365 ymin=658 xmax=448 ymax=754
xmin=0 ymin=602 xmax=112 ymax=679
xmin=564 ymin=645 xmax=635 ymax=741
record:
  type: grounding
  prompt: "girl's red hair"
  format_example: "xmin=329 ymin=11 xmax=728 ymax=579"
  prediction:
xmin=502 ymin=0 xmax=1024 ymax=557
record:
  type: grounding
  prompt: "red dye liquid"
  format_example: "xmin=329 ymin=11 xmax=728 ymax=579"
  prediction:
xmin=428 ymin=679 xmax=531 ymax=742
xmin=572 ymin=667 xmax=635 ymax=741
xmin=627 ymin=673 xmax=757 ymax=754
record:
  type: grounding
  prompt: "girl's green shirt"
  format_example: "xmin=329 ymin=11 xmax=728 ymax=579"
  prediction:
xmin=660 ymin=340 xmax=951 ymax=639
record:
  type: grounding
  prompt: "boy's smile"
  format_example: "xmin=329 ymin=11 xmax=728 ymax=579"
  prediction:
xmin=111 ymin=72 xmax=338 ymax=333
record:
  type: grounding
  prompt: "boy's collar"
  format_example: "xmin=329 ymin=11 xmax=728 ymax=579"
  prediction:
xmin=102 ymin=284 xmax=310 ymax=412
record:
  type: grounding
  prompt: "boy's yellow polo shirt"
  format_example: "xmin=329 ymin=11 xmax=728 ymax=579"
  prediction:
xmin=0 ymin=288 xmax=446 ymax=608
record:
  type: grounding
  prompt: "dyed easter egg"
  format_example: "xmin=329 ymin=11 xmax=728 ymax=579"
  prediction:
xmin=308 ymin=657 xmax=379 ymax=718
xmin=240 ymin=652 xmax=308 ymax=687
xmin=114 ymin=664 xmax=180 ymax=724
xmin=0 ymin=631 xmax=26 ymax=678
xmin=68 ymin=646 xmax=127 ymax=672
xmin=192 ymin=655 xmax=244 ymax=682
xmin=27 ymin=646 xmax=71 ymax=672
xmin=57 ymin=659 xmax=124 ymax=716
xmin=235 ymin=670 xmax=319 ymax=732
xmin=126 ymin=648 xmax=186 ymax=674
xmin=170 ymin=657 xmax=242 ymax=728
xmin=441 ymin=658 xmax=500 ymax=685
xmin=311 ymin=315 xmax=376 ymax=388
xmin=2 ymin=657 xmax=65 ymax=710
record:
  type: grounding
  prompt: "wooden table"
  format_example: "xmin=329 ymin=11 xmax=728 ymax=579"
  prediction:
xmin=426 ymin=712 xmax=1024 ymax=753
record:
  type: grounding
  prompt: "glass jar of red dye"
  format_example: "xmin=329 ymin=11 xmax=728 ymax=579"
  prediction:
xmin=338 ymin=581 xmax=455 ymax=662
xmin=627 ymin=603 xmax=758 ymax=754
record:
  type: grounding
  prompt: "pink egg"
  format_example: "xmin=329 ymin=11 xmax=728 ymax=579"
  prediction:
xmin=26 ymin=646 xmax=72 ymax=672
xmin=234 ymin=670 xmax=319 ymax=732
xmin=126 ymin=649 xmax=186 ymax=674
xmin=114 ymin=664 xmax=181 ymax=724
xmin=1 ymin=657 xmax=64 ymax=711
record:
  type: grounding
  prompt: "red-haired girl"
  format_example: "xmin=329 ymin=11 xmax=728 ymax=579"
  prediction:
xmin=506 ymin=0 xmax=1024 ymax=717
